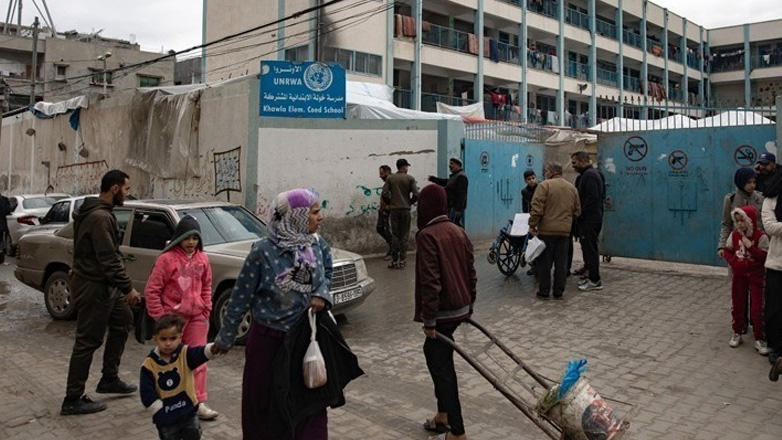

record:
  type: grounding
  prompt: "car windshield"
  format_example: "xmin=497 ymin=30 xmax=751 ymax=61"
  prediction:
xmin=22 ymin=196 xmax=67 ymax=209
xmin=176 ymin=206 xmax=268 ymax=246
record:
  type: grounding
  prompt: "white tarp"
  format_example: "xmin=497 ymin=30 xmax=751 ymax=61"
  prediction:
xmin=544 ymin=129 xmax=597 ymax=147
xmin=32 ymin=95 xmax=88 ymax=116
xmin=590 ymin=110 xmax=774 ymax=132
xmin=436 ymin=102 xmax=485 ymax=119
xmin=345 ymin=81 xmax=462 ymax=121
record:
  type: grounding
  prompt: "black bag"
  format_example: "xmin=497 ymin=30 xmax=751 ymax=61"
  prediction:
xmin=133 ymin=298 xmax=156 ymax=344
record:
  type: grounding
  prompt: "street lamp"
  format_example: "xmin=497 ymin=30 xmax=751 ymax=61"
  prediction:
xmin=97 ymin=51 xmax=112 ymax=95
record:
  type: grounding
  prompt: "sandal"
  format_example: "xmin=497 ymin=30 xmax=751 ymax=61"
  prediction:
xmin=423 ymin=418 xmax=450 ymax=434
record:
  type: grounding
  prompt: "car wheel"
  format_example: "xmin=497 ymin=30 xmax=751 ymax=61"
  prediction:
xmin=45 ymin=271 xmax=76 ymax=320
xmin=213 ymin=286 xmax=251 ymax=346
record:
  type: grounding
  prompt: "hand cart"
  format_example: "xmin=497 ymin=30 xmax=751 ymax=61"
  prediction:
xmin=436 ymin=319 xmax=631 ymax=440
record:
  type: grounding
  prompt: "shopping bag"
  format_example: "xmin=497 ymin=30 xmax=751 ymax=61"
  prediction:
xmin=134 ymin=297 xmax=156 ymax=344
xmin=525 ymin=236 xmax=546 ymax=262
xmin=303 ymin=308 xmax=328 ymax=389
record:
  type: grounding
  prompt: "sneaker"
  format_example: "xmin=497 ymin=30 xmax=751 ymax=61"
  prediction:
xmin=755 ymin=340 xmax=771 ymax=356
xmin=578 ymin=280 xmax=603 ymax=291
xmin=770 ymin=357 xmax=782 ymax=382
xmin=388 ymin=261 xmax=398 ymax=269
xmin=536 ymin=294 xmax=550 ymax=301
xmin=729 ymin=333 xmax=743 ymax=348
xmin=197 ymin=403 xmax=219 ymax=420
xmin=61 ymin=395 xmax=107 ymax=415
xmin=96 ymin=377 xmax=137 ymax=394
xmin=577 ymin=278 xmax=589 ymax=287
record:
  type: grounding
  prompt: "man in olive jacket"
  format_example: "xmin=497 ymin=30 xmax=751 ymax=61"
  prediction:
xmin=381 ymin=158 xmax=419 ymax=268
xmin=529 ymin=162 xmax=581 ymax=300
xmin=414 ymin=184 xmax=476 ymax=440
xmin=62 ymin=170 xmax=142 ymax=416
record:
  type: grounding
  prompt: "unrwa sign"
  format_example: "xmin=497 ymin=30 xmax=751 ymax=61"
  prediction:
xmin=260 ymin=61 xmax=346 ymax=118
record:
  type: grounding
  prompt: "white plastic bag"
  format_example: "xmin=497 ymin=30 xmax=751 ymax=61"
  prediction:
xmin=303 ymin=308 xmax=328 ymax=389
xmin=525 ymin=236 xmax=546 ymax=262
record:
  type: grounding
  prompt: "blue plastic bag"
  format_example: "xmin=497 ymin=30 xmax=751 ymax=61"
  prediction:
xmin=557 ymin=359 xmax=587 ymax=400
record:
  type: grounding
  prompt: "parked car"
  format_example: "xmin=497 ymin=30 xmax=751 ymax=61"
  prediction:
xmin=14 ymin=200 xmax=375 ymax=344
xmin=5 ymin=193 xmax=70 ymax=255
xmin=38 ymin=195 xmax=95 ymax=226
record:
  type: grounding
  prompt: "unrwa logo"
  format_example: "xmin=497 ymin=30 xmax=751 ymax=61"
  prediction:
xmin=304 ymin=63 xmax=333 ymax=92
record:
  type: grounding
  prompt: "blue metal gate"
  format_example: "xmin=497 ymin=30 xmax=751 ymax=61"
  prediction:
xmin=464 ymin=139 xmax=545 ymax=240
xmin=598 ymin=125 xmax=777 ymax=266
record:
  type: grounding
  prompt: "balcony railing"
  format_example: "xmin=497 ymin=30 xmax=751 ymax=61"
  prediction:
xmin=527 ymin=0 xmax=557 ymax=19
xmin=597 ymin=67 xmax=617 ymax=86
xmin=596 ymin=18 xmax=616 ymax=39
xmin=668 ymin=87 xmax=683 ymax=102
xmin=528 ymin=51 xmax=556 ymax=73
xmin=565 ymin=8 xmax=589 ymax=30
xmin=622 ymin=30 xmax=642 ymax=48
xmin=566 ymin=60 xmax=590 ymax=80
xmin=496 ymin=42 xmax=522 ymax=66
xmin=393 ymin=89 xmax=476 ymax=113
xmin=623 ymin=75 xmax=641 ymax=93
xmin=752 ymin=53 xmax=782 ymax=70
xmin=421 ymin=23 xmax=471 ymax=55
xmin=686 ymin=53 xmax=700 ymax=69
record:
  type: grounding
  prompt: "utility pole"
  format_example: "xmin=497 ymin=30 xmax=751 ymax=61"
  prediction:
xmin=30 ymin=16 xmax=39 ymax=105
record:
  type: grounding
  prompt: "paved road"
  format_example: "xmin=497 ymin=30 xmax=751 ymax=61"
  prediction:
xmin=1 ymin=248 xmax=781 ymax=440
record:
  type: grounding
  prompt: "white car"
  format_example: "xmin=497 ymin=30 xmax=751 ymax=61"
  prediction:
xmin=5 ymin=193 xmax=70 ymax=255
xmin=38 ymin=195 xmax=97 ymax=226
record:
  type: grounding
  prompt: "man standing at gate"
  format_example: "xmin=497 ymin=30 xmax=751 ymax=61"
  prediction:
xmin=61 ymin=170 xmax=141 ymax=415
xmin=529 ymin=162 xmax=580 ymax=300
xmin=428 ymin=157 xmax=468 ymax=227
xmin=382 ymin=158 xmax=419 ymax=269
xmin=571 ymin=151 xmax=606 ymax=291
xmin=377 ymin=165 xmax=393 ymax=258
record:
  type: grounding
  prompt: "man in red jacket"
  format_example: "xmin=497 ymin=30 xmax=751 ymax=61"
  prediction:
xmin=415 ymin=184 xmax=477 ymax=440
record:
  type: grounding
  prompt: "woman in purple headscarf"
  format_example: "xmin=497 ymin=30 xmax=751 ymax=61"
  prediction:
xmin=215 ymin=189 xmax=333 ymax=439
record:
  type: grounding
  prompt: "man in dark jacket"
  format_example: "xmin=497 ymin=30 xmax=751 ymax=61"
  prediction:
xmin=62 ymin=169 xmax=141 ymax=416
xmin=756 ymin=152 xmax=781 ymax=194
xmin=571 ymin=152 xmax=605 ymax=292
xmin=428 ymin=157 xmax=468 ymax=227
xmin=415 ymin=184 xmax=476 ymax=440
xmin=0 ymin=191 xmax=10 ymax=259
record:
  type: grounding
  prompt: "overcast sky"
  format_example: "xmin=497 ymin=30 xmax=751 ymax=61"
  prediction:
xmin=8 ymin=0 xmax=782 ymax=55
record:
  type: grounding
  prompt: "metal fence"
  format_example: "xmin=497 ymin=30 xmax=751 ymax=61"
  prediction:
xmin=464 ymin=120 xmax=553 ymax=143
xmin=591 ymin=101 xmax=777 ymax=132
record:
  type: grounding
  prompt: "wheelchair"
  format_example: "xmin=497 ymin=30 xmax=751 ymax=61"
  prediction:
xmin=487 ymin=218 xmax=529 ymax=276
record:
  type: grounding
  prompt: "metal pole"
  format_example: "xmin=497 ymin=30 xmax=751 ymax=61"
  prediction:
xmin=8 ymin=123 xmax=13 ymax=191
xmin=102 ymin=56 xmax=107 ymax=95
xmin=30 ymin=118 xmax=34 ymax=192
xmin=29 ymin=17 xmax=39 ymax=105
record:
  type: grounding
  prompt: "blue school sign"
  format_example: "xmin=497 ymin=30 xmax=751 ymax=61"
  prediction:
xmin=260 ymin=61 xmax=346 ymax=118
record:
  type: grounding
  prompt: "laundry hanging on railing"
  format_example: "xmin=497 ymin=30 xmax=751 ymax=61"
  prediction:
xmin=394 ymin=14 xmax=431 ymax=37
xmin=467 ymin=34 xmax=479 ymax=55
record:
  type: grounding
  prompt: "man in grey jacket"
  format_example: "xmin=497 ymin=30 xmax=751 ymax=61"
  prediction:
xmin=62 ymin=170 xmax=141 ymax=415
xmin=382 ymin=158 xmax=419 ymax=269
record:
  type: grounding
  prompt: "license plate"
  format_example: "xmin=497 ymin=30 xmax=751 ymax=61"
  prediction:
xmin=333 ymin=287 xmax=362 ymax=305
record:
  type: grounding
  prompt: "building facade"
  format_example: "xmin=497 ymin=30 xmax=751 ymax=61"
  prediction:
xmin=0 ymin=24 xmax=174 ymax=112
xmin=204 ymin=0 xmax=779 ymax=127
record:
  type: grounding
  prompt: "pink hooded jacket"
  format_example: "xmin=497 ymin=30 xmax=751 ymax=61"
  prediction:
xmin=724 ymin=205 xmax=769 ymax=275
xmin=145 ymin=245 xmax=213 ymax=321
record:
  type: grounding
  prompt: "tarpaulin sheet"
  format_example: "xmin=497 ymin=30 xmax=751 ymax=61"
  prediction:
xmin=31 ymin=95 xmax=88 ymax=119
xmin=127 ymin=87 xmax=202 ymax=179
xmin=436 ymin=101 xmax=485 ymax=119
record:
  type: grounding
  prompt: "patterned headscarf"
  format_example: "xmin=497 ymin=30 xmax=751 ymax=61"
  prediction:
xmin=266 ymin=189 xmax=320 ymax=293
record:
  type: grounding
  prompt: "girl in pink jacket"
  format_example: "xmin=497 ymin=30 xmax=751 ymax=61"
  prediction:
xmin=145 ymin=215 xmax=217 ymax=420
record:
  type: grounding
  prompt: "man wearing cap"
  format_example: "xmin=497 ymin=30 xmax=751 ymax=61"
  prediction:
xmin=756 ymin=152 xmax=781 ymax=194
xmin=382 ymin=158 xmax=420 ymax=269
xmin=427 ymin=157 xmax=468 ymax=227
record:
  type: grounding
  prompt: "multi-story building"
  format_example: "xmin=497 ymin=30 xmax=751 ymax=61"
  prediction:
xmin=709 ymin=19 xmax=782 ymax=109
xmin=0 ymin=23 xmax=174 ymax=112
xmin=204 ymin=0 xmax=779 ymax=127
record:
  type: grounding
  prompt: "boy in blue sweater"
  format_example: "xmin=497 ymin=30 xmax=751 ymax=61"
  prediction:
xmin=140 ymin=314 xmax=218 ymax=440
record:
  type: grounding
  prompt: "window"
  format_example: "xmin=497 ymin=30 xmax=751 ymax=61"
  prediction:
xmin=285 ymin=45 xmax=309 ymax=62
xmin=138 ymin=75 xmax=161 ymax=87
xmin=129 ymin=211 xmax=174 ymax=250
xmin=322 ymin=46 xmax=382 ymax=76
xmin=90 ymin=68 xmax=113 ymax=85
xmin=55 ymin=64 xmax=68 ymax=81
xmin=40 ymin=201 xmax=70 ymax=224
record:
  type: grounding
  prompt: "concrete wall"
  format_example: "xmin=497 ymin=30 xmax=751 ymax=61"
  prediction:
xmin=0 ymin=77 xmax=253 ymax=205
xmin=251 ymin=118 xmax=463 ymax=253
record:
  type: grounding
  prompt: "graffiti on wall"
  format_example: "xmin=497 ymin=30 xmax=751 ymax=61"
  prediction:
xmin=54 ymin=160 xmax=109 ymax=195
xmin=214 ymin=147 xmax=242 ymax=196
xmin=345 ymin=185 xmax=382 ymax=217
xmin=150 ymin=149 xmax=215 ymax=199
